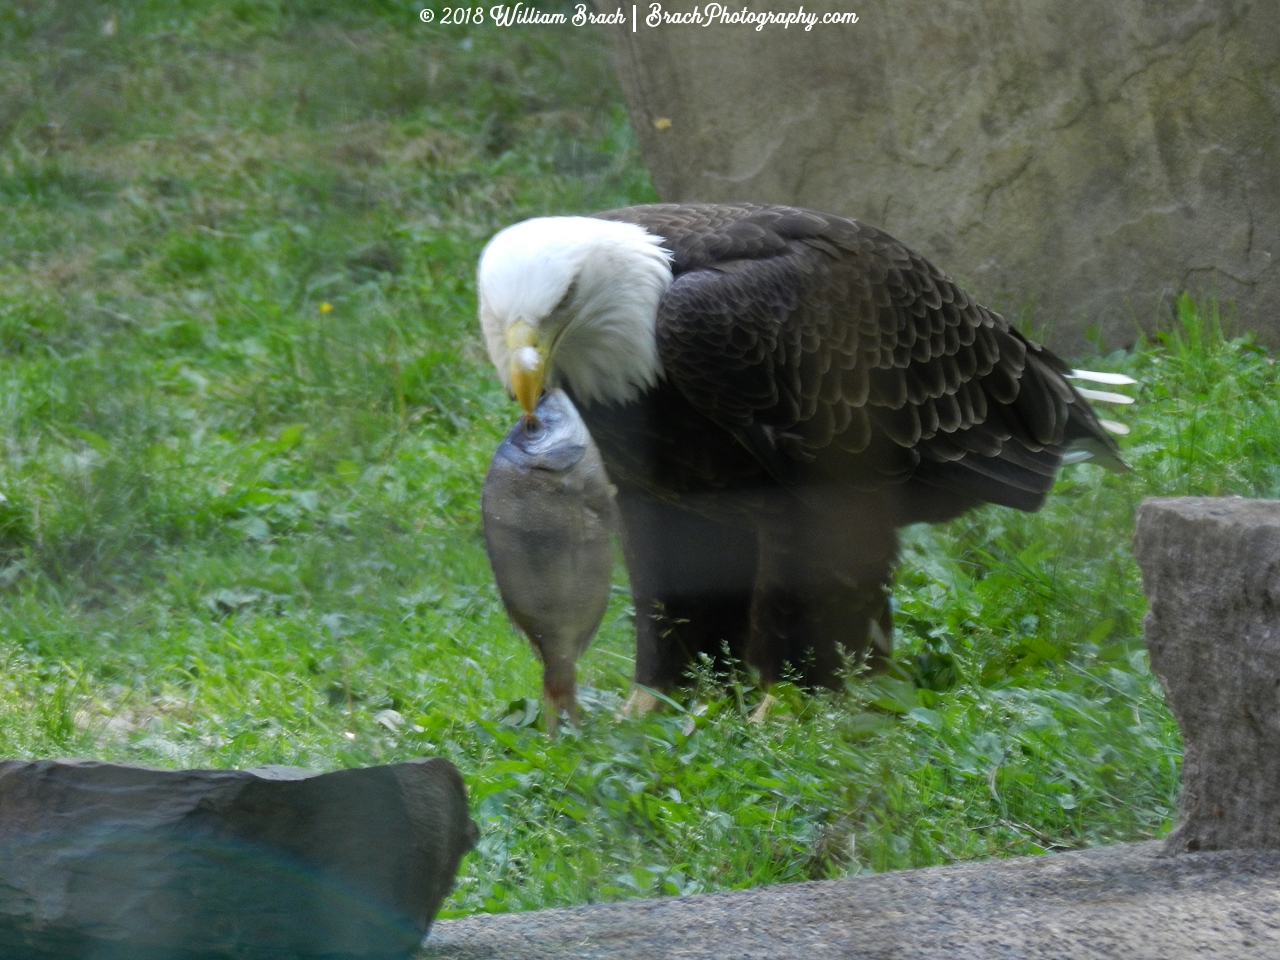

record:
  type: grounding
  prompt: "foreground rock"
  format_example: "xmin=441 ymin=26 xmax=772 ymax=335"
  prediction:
xmin=595 ymin=0 xmax=1280 ymax=353
xmin=0 ymin=757 xmax=477 ymax=959
xmin=425 ymin=842 xmax=1280 ymax=959
xmin=1134 ymin=497 xmax=1280 ymax=854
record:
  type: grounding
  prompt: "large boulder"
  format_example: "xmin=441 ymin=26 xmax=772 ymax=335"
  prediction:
xmin=1134 ymin=497 xmax=1280 ymax=853
xmin=0 ymin=757 xmax=478 ymax=959
xmin=596 ymin=0 xmax=1280 ymax=353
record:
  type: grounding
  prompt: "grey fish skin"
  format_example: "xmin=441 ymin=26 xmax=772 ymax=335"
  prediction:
xmin=482 ymin=389 xmax=615 ymax=734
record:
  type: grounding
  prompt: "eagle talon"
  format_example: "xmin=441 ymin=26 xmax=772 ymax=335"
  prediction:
xmin=748 ymin=693 xmax=778 ymax=724
xmin=618 ymin=687 xmax=662 ymax=719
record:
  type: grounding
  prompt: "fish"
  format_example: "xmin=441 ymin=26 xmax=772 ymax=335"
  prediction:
xmin=481 ymin=389 xmax=616 ymax=734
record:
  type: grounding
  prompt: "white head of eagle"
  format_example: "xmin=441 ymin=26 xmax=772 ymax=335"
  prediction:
xmin=477 ymin=216 xmax=673 ymax=411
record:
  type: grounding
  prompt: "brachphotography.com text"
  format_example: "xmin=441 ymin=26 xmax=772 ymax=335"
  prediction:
xmin=420 ymin=4 xmax=859 ymax=32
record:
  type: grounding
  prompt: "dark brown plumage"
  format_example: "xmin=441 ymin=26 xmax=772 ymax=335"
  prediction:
xmin=554 ymin=204 xmax=1123 ymax=693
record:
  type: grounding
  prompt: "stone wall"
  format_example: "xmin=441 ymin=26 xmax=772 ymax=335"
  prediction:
xmin=1134 ymin=498 xmax=1280 ymax=854
xmin=597 ymin=0 xmax=1280 ymax=354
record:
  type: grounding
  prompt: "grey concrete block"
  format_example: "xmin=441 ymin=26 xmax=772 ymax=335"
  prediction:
xmin=425 ymin=842 xmax=1280 ymax=959
xmin=595 ymin=0 xmax=1280 ymax=353
xmin=0 ymin=757 xmax=477 ymax=959
xmin=1134 ymin=496 xmax=1280 ymax=854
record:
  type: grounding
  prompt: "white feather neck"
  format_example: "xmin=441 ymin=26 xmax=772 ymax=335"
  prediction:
xmin=478 ymin=216 xmax=673 ymax=406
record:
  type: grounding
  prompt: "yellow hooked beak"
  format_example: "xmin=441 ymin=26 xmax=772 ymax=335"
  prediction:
xmin=506 ymin=320 xmax=545 ymax=416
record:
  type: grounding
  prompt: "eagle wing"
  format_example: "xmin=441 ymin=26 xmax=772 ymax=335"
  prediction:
xmin=594 ymin=203 xmax=1123 ymax=513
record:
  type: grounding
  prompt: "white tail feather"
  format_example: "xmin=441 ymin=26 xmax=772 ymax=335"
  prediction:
xmin=1068 ymin=369 xmax=1138 ymax=386
xmin=1062 ymin=370 xmax=1134 ymax=470
xmin=1060 ymin=450 xmax=1094 ymax=465
xmin=1076 ymin=387 xmax=1135 ymax=405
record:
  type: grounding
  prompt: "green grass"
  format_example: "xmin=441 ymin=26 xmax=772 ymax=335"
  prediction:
xmin=0 ymin=0 xmax=1273 ymax=927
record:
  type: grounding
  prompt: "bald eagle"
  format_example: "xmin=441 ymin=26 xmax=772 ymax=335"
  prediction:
xmin=478 ymin=204 xmax=1127 ymax=707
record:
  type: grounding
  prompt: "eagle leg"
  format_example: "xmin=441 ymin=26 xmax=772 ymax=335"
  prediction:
xmin=747 ymin=500 xmax=897 ymax=689
xmin=615 ymin=494 xmax=757 ymax=693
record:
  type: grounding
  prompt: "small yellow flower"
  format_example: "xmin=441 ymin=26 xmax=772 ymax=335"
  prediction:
xmin=319 ymin=302 xmax=333 ymax=314
xmin=653 ymin=117 xmax=673 ymax=131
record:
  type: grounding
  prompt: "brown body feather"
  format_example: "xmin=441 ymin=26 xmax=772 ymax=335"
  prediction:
xmin=561 ymin=203 xmax=1120 ymax=690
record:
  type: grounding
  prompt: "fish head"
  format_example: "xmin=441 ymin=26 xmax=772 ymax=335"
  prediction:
xmin=494 ymin=389 xmax=591 ymax=473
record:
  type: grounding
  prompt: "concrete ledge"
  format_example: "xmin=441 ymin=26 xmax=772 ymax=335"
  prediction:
xmin=425 ymin=842 xmax=1280 ymax=959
